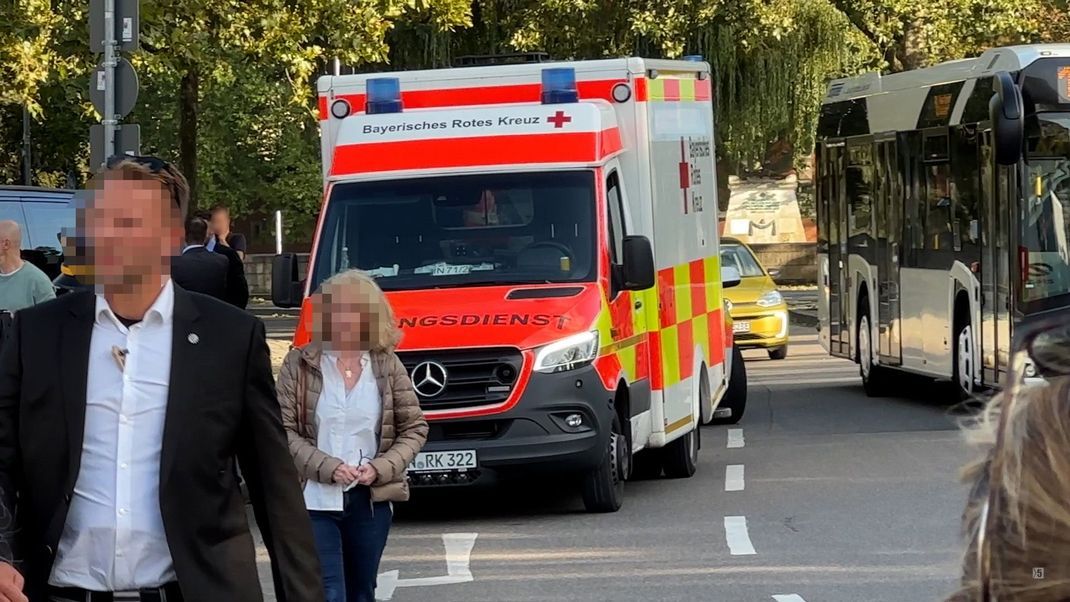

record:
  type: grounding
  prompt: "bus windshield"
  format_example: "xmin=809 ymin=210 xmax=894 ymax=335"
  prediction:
xmin=308 ymin=171 xmax=597 ymax=292
xmin=1022 ymin=113 xmax=1070 ymax=304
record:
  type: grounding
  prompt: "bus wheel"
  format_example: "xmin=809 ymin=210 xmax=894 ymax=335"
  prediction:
xmin=859 ymin=312 xmax=888 ymax=397
xmin=581 ymin=414 xmax=625 ymax=513
xmin=713 ymin=346 xmax=747 ymax=424
xmin=953 ymin=318 xmax=976 ymax=401
xmin=661 ymin=422 xmax=699 ymax=479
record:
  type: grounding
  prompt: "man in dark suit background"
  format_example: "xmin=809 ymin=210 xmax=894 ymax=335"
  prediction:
xmin=171 ymin=215 xmax=229 ymax=302
xmin=196 ymin=210 xmax=249 ymax=310
xmin=0 ymin=156 xmax=321 ymax=602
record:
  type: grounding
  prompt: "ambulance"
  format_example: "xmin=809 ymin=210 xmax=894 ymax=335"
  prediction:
xmin=272 ymin=57 xmax=748 ymax=512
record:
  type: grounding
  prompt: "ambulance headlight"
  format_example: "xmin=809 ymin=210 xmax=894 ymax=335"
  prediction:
xmin=366 ymin=77 xmax=403 ymax=114
xmin=541 ymin=67 xmax=578 ymax=104
xmin=756 ymin=290 xmax=784 ymax=308
xmin=330 ymin=99 xmax=351 ymax=119
xmin=534 ymin=331 xmax=599 ymax=373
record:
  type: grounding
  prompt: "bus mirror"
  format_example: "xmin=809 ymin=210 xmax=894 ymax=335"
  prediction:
xmin=271 ymin=253 xmax=303 ymax=308
xmin=722 ymin=265 xmax=742 ymax=289
xmin=621 ymin=235 xmax=655 ymax=290
xmin=990 ymin=71 xmax=1024 ymax=166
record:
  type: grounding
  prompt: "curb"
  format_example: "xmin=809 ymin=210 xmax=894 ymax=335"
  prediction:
xmin=789 ymin=309 xmax=819 ymax=328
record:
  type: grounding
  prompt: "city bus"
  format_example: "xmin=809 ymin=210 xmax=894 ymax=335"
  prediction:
xmin=815 ymin=44 xmax=1070 ymax=397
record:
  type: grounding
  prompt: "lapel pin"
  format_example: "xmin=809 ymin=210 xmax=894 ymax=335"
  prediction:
xmin=187 ymin=333 xmax=200 ymax=345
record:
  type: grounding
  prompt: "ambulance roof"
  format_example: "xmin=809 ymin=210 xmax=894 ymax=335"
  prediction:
xmin=328 ymin=102 xmax=622 ymax=179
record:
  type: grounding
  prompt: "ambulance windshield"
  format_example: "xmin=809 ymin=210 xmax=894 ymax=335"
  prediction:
xmin=310 ymin=170 xmax=596 ymax=292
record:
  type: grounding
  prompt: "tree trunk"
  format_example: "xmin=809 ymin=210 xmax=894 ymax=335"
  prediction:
xmin=897 ymin=16 xmax=926 ymax=71
xmin=179 ymin=67 xmax=199 ymax=213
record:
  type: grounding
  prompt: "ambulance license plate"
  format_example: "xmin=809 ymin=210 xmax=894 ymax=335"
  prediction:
xmin=733 ymin=321 xmax=751 ymax=333
xmin=410 ymin=450 xmax=477 ymax=473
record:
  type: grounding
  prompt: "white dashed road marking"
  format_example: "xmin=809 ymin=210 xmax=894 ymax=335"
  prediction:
xmin=727 ymin=428 xmax=744 ymax=448
xmin=725 ymin=464 xmax=745 ymax=492
xmin=723 ymin=516 xmax=756 ymax=555
xmin=772 ymin=595 xmax=808 ymax=602
xmin=376 ymin=532 xmax=478 ymax=600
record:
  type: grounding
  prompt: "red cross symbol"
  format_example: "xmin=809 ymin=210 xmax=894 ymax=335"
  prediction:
xmin=547 ymin=111 xmax=572 ymax=128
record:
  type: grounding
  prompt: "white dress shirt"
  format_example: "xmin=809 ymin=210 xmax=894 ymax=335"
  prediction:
xmin=304 ymin=352 xmax=381 ymax=512
xmin=50 ymin=280 xmax=177 ymax=590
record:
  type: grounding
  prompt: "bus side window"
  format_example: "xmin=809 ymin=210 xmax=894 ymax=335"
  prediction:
xmin=952 ymin=127 xmax=981 ymax=251
xmin=924 ymin=133 xmax=952 ymax=251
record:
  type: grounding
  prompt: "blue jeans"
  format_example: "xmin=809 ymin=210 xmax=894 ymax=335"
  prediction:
xmin=309 ymin=486 xmax=393 ymax=602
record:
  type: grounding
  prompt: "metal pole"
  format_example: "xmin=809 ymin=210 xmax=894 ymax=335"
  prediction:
xmin=21 ymin=105 xmax=31 ymax=186
xmin=275 ymin=210 xmax=283 ymax=255
xmin=333 ymin=57 xmax=340 ymax=77
xmin=102 ymin=0 xmax=117 ymax=163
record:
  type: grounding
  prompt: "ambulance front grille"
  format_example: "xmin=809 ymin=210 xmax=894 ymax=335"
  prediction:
xmin=398 ymin=347 xmax=522 ymax=411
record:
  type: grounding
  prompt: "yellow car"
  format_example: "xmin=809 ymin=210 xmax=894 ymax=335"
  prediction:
xmin=720 ymin=237 xmax=789 ymax=360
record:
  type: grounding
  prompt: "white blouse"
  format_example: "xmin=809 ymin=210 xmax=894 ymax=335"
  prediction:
xmin=304 ymin=352 xmax=382 ymax=512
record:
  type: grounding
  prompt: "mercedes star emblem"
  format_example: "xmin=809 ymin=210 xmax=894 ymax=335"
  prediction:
xmin=412 ymin=361 xmax=448 ymax=397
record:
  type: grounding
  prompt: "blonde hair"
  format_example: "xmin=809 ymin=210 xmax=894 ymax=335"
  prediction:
xmin=310 ymin=269 xmax=400 ymax=351
xmin=953 ymin=357 xmax=1070 ymax=601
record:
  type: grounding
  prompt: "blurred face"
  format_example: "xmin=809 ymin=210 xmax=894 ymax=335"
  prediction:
xmin=314 ymin=287 xmax=375 ymax=352
xmin=86 ymin=177 xmax=182 ymax=289
xmin=210 ymin=209 xmax=230 ymax=236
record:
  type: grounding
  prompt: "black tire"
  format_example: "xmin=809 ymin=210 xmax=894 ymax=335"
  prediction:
xmin=858 ymin=310 xmax=889 ymax=398
xmin=629 ymin=450 xmax=662 ymax=480
xmin=713 ymin=346 xmax=747 ymax=425
xmin=581 ymin=414 xmax=625 ymax=513
xmin=768 ymin=346 xmax=788 ymax=360
xmin=661 ymin=424 xmax=699 ymax=479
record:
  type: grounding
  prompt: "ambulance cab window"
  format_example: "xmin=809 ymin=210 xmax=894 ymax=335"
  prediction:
xmin=309 ymin=170 xmax=598 ymax=292
xmin=606 ymin=171 xmax=625 ymax=263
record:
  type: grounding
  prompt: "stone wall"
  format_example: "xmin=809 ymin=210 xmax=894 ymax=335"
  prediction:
xmin=748 ymin=243 xmax=816 ymax=285
xmin=245 ymin=253 xmax=310 ymax=298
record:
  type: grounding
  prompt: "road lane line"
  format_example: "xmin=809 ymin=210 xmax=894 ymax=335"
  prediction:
xmin=724 ymin=516 xmax=756 ymax=555
xmin=725 ymin=464 xmax=744 ymax=491
xmin=376 ymin=532 xmax=478 ymax=600
xmin=727 ymin=428 xmax=744 ymax=448
xmin=772 ymin=596 xmax=807 ymax=602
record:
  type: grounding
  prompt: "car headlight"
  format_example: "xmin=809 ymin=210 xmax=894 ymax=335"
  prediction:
xmin=756 ymin=290 xmax=784 ymax=308
xmin=534 ymin=331 xmax=599 ymax=373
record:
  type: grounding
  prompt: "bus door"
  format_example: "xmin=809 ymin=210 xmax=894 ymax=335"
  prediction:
xmin=875 ymin=139 xmax=902 ymax=364
xmin=979 ymin=133 xmax=1013 ymax=386
xmin=826 ymin=143 xmax=850 ymax=357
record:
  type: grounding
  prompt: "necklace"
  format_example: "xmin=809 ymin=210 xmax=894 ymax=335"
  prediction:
xmin=337 ymin=357 xmax=359 ymax=379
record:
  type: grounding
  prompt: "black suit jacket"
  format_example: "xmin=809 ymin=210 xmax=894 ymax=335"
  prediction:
xmin=171 ymin=247 xmax=229 ymax=303
xmin=213 ymin=243 xmax=250 ymax=310
xmin=0 ymin=287 xmax=322 ymax=601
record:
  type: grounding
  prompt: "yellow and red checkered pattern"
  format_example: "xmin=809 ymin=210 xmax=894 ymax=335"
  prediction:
xmin=649 ymin=256 xmax=726 ymax=391
xmin=643 ymin=76 xmax=713 ymax=103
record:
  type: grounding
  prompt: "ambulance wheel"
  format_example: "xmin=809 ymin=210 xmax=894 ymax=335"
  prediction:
xmin=713 ymin=346 xmax=747 ymax=425
xmin=661 ymin=424 xmax=699 ymax=479
xmin=581 ymin=414 xmax=625 ymax=513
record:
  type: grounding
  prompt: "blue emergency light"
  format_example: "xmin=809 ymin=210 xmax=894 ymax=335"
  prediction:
xmin=541 ymin=68 xmax=578 ymax=104
xmin=683 ymin=55 xmax=704 ymax=62
xmin=366 ymin=78 xmax=403 ymax=114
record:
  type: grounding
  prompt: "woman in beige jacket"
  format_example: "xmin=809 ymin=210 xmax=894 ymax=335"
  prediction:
xmin=276 ymin=269 xmax=428 ymax=602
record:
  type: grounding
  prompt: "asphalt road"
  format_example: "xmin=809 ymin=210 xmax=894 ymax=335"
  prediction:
xmin=257 ymin=323 xmax=974 ymax=602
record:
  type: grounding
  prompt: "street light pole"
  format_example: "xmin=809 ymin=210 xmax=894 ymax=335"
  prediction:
xmin=21 ymin=105 xmax=31 ymax=186
xmin=102 ymin=0 xmax=117 ymax=160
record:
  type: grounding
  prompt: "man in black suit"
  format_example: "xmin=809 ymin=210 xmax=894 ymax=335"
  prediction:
xmin=171 ymin=215 xmax=229 ymax=302
xmin=0 ymin=156 xmax=322 ymax=602
xmin=197 ymin=210 xmax=249 ymax=310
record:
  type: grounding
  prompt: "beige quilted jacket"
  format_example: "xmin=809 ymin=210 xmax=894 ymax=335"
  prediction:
xmin=276 ymin=342 xmax=429 ymax=503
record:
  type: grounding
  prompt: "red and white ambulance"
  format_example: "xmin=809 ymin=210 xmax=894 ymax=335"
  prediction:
xmin=273 ymin=57 xmax=748 ymax=512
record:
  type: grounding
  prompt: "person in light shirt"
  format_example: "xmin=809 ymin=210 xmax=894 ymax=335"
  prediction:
xmin=0 ymin=156 xmax=322 ymax=601
xmin=276 ymin=269 xmax=428 ymax=602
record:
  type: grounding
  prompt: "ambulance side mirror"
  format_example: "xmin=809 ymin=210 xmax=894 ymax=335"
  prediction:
xmin=621 ymin=235 xmax=655 ymax=291
xmin=722 ymin=266 xmax=742 ymax=289
xmin=271 ymin=253 xmax=304 ymax=308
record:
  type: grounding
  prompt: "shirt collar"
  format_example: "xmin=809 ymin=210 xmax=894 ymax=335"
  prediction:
xmin=323 ymin=351 xmax=370 ymax=366
xmin=181 ymin=244 xmax=204 ymax=254
xmin=95 ymin=278 xmax=176 ymax=329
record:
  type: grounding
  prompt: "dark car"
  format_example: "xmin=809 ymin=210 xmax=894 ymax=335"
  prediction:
xmin=0 ymin=186 xmax=75 ymax=281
